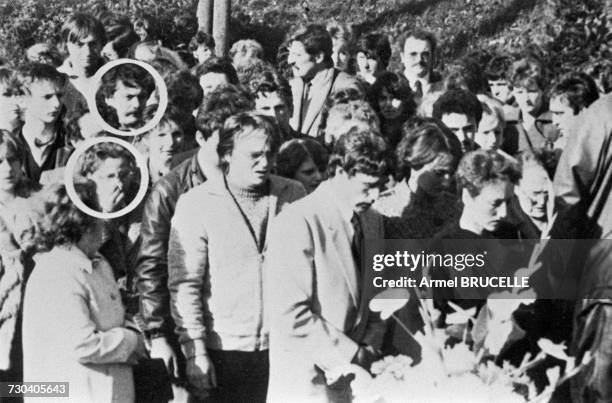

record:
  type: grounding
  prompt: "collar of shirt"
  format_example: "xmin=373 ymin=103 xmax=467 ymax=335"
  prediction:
xmin=23 ymin=131 xmax=57 ymax=167
xmin=403 ymin=72 xmax=430 ymax=93
xmin=40 ymin=245 xmax=95 ymax=274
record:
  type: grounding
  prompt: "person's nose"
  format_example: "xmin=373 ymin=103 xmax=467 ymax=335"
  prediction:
xmin=368 ymin=187 xmax=381 ymax=203
xmin=497 ymin=201 xmax=508 ymax=219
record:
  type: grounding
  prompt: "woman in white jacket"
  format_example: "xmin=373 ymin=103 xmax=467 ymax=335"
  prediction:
xmin=22 ymin=183 xmax=147 ymax=403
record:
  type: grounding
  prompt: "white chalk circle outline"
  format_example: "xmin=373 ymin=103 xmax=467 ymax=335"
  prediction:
xmin=64 ymin=136 xmax=150 ymax=220
xmin=86 ymin=58 xmax=168 ymax=137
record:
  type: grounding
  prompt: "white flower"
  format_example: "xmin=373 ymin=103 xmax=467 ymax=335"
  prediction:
xmin=369 ymin=288 xmax=411 ymax=320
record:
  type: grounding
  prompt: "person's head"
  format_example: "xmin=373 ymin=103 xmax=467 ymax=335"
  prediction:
xmin=77 ymin=142 xmax=137 ymax=213
xmin=549 ymin=72 xmax=599 ymax=138
xmin=19 ymin=63 xmax=66 ymax=125
xmin=139 ymin=104 xmax=187 ymax=170
xmin=189 ymin=31 xmax=216 ymax=64
xmin=401 ymin=29 xmax=437 ymax=79
xmin=327 ymin=127 xmax=388 ymax=213
xmin=355 ymin=33 xmax=391 ymax=82
xmin=456 ymin=150 xmax=521 ymax=233
xmin=0 ymin=67 xmax=24 ymax=130
xmin=247 ymin=68 xmax=293 ymax=134
xmin=64 ymin=103 xmax=104 ymax=147
xmin=396 ymin=122 xmax=458 ymax=195
xmin=432 ymin=89 xmax=482 ymax=152
xmin=132 ymin=12 xmax=158 ymax=42
xmin=217 ymin=112 xmax=281 ymax=188
xmin=516 ymin=152 xmax=550 ymax=222
xmin=444 ymin=56 xmax=490 ymax=95
xmin=195 ymin=84 xmax=255 ymax=160
xmin=96 ymin=63 xmax=155 ymax=130
xmin=165 ymin=70 xmax=204 ymax=114
xmin=369 ymin=72 xmax=416 ymax=123
xmin=486 ymin=54 xmax=514 ymax=104
xmin=229 ymin=39 xmax=264 ymax=68
xmin=475 ymin=98 xmax=505 ymax=151
xmin=33 ymin=182 xmax=103 ymax=254
xmin=25 ymin=43 xmax=63 ymax=67
xmin=509 ymin=57 xmax=547 ymax=116
xmin=0 ymin=130 xmax=23 ymax=195
xmin=101 ymin=14 xmax=140 ymax=61
xmin=276 ymin=138 xmax=329 ymax=193
xmin=129 ymin=40 xmax=162 ymax=62
xmin=195 ymin=57 xmax=239 ymax=96
xmin=327 ymin=22 xmax=352 ymax=71
xmin=287 ymin=25 xmax=334 ymax=80
xmin=61 ymin=13 xmax=106 ymax=76
xmin=324 ymin=100 xmax=380 ymax=145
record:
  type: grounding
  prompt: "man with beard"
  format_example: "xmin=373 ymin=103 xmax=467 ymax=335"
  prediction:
xmin=58 ymin=13 xmax=106 ymax=119
xmin=400 ymin=29 xmax=443 ymax=106
xmin=96 ymin=63 xmax=155 ymax=131
xmin=17 ymin=63 xmax=71 ymax=183
xmin=287 ymin=24 xmax=361 ymax=138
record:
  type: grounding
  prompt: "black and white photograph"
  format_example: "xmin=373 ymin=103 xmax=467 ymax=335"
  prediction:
xmin=0 ymin=0 xmax=611 ymax=402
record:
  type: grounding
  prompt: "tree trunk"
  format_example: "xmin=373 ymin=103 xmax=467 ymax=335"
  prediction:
xmin=197 ymin=0 xmax=214 ymax=34
xmin=212 ymin=0 xmax=230 ymax=57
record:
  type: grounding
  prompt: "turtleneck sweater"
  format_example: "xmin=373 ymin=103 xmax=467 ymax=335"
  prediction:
xmin=227 ymin=180 xmax=270 ymax=251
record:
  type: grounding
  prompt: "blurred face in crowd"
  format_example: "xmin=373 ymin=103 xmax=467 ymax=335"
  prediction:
xmin=356 ymin=52 xmax=380 ymax=82
xmin=513 ymin=83 xmax=543 ymax=117
xmin=475 ymin=114 xmax=503 ymax=151
xmin=335 ymin=168 xmax=383 ymax=213
xmin=255 ymin=91 xmax=291 ymax=133
xmin=294 ymin=157 xmax=324 ymax=194
xmin=441 ymin=112 xmax=477 ymax=152
xmin=21 ymin=80 xmax=62 ymax=125
xmin=66 ymin=35 xmax=102 ymax=75
xmin=86 ymin=156 xmax=130 ymax=213
xmin=0 ymin=82 xmax=21 ymax=130
xmin=463 ymin=179 xmax=514 ymax=233
xmin=194 ymin=45 xmax=214 ymax=64
xmin=287 ymin=40 xmax=322 ymax=81
xmin=517 ymin=165 xmax=549 ymax=221
xmin=105 ymin=80 xmax=146 ymax=129
xmin=133 ymin=41 xmax=161 ymax=62
xmin=199 ymin=72 xmax=229 ymax=96
xmin=550 ymin=95 xmax=576 ymax=138
xmin=331 ymin=38 xmax=349 ymax=69
xmin=411 ymin=153 xmax=454 ymax=196
xmin=378 ymin=88 xmax=404 ymax=121
xmin=489 ymin=79 xmax=512 ymax=104
xmin=402 ymin=36 xmax=432 ymax=79
xmin=147 ymin=120 xmax=185 ymax=169
xmin=225 ymin=129 xmax=274 ymax=188
xmin=101 ymin=42 xmax=119 ymax=61
xmin=0 ymin=144 xmax=21 ymax=194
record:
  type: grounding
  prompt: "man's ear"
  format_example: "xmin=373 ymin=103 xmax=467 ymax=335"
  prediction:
xmin=314 ymin=51 xmax=325 ymax=65
xmin=335 ymin=165 xmax=345 ymax=177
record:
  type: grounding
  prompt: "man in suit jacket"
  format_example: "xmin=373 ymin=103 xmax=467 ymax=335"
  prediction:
xmin=400 ymin=29 xmax=444 ymax=106
xmin=287 ymin=24 xmax=362 ymax=138
xmin=168 ymin=112 xmax=306 ymax=402
xmin=265 ymin=127 xmax=389 ymax=402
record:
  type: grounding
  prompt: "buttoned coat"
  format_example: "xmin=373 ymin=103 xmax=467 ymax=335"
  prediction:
xmin=265 ymin=180 xmax=386 ymax=402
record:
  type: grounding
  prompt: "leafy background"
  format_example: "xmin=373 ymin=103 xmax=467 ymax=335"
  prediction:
xmin=0 ymin=0 xmax=610 ymax=76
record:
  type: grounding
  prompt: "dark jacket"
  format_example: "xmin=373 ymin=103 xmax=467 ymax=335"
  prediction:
xmin=134 ymin=153 xmax=206 ymax=338
xmin=509 ymin=109 xmax=560 ymax=155
xmin=16 ymin=125 xmax=72 ymax=184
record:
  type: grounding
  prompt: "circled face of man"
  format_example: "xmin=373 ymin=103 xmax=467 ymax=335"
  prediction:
xmin=441 ymin=112 xmax=477 ymax=152
xmin=105 ymin=80 xmax=145 ymax=129
xmin=22 ymin=80 xmax=62 ymax=124
xmin=550 ymin=95 xmax=576 ymax=138
xmin=402 ymin=36 xmax=432 ymax=79
xmin=287 ymin=41 xmax=319 ymax=80
xmin=86 ymin=157 xmax=130 ymax=213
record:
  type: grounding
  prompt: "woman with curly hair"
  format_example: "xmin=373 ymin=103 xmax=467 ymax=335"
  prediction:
xmin=22 ymin=183 xmax=147 ymax=403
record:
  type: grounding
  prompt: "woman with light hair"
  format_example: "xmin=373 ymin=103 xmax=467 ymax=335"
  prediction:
xmin=229 ymin=39 xmax=264 ymax=68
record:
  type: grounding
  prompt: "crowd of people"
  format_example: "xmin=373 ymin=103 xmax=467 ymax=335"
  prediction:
xmin=0 ymin=6 xmax=611 ymax=403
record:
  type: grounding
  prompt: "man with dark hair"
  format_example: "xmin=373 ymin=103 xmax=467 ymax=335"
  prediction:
xmin=432 ymin=89 xmax=483 ymax=153
xmin=58 ymin=13 xmax=106 ymax=119
xmin=355 ymin=33 xmax=392 ymax=85
xmin=194 ymin=56 xmax=239 ymax=96
xmin=287 ymin=24 xmax=361 ymax=137
xmin=96 ymin=63 xmax=155 ymax=130
xmin=247 ymin=66 xmax=297 ymax=141
xmin=549 ymin=72 xmax=599 ymax=149
xmin=266 ymin=128 xmax=388 ymax=402
xmin=168 ymin=112 xmax=305 ymax=402
xmin=17 ymin=63 xmax=71 ymax=183
xmin=400 ymin=29 xmax=443 ymax=103
xmin=507 ymin=57 xmax=559 ymax=154
xmin=189 ymin=31 xmax=216 ymax=65
xmin=485 ymin=53 xmax=519 ymax=121
xmin=134 ymin=84 xmax=253 ymax=401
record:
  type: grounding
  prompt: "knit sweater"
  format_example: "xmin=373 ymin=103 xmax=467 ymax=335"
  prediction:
xmin=227 ymin=181 xmax=270 ymax=251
